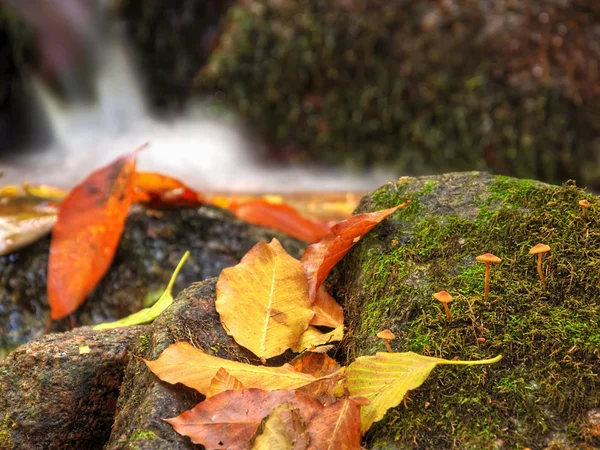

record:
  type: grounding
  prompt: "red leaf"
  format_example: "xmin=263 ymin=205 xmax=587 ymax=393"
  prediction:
xmin=133 ymin=171 xmax=204 ymax=208
xmin=47 ymin=151 xmax=137 ymax=319
xmin=165 ymin=389 xmax=323 ymax=450
xmin=228 ymin=199 xmax=331 ymax=243
xmin=301 ymin=201 xmax=410 ymax=301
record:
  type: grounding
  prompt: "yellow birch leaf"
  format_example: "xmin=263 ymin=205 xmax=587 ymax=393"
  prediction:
xmin=346 ymin=352 xmax=502 ymax=433
xmin=93 ymin=251 xmax=189 ymax=329
xmin=206 ymin=367 xmax=244 ymax=398
xmin=292 ymin=325 xmax=344 ymax=353
xmin=216 ymin=238 xmax=314 ymax=360
xmin=310 ymin=286 xmax=344 ymax=328
xmin=144 ymin=342 xmax=320 ymax=395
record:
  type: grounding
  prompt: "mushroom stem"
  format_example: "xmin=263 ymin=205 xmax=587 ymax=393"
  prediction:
xmin=383 ymin=339 xmax=393 ymax=353
xmin=483 ymin=263 xmax=491 ymax=299
xmin=442 ymin=303 xmax=451 ymax=321
xmin=537 ymin=253 xmax=545 ymax=285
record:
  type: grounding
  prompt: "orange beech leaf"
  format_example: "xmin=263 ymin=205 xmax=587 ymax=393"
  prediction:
xmin=206 ymin=367 xmax=244 ymax=398
xmin=291 ymin=352 xmax=345 ymax=405
xmin=228 ymin=199 xmax=331 ymax=243
xmin=132 ymin=171 xmax=204 ymax=207
xmin=144 ymin=342 xmax=319 ymax=395
xmin=250 ymin=402 xmax=310 ymax=450
xmin=305 ymin=397 xmax=363 ymax=450
xmin=216 ymin=238 xmax=314 ymax=360
xmin=310 ymin=286 xmax=344 ymax=328
xmin=301 ymin=201 xmax=410 ymax=301
xmin=47 ymin=151 xmax=138 ymax=319
xmin=164 ymin=388 xmax=323 ymax=450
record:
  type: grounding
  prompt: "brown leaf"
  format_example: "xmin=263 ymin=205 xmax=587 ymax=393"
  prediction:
xmin=216 ymin=238 xmax=314 ymax=359
xmin=165 ymin=389 xmax=322 ymax=450
xmin=305 ymin=397 xmax=363 ymax=450
xmin=144 ymin=342 xmax=319 ymax=395
xmin=301 ymin=202 xmax=410 ymax=301
xmin=292 ymin=352 xmax=345 ymax=405
xmin=310 ymin=286 xmax=344 ymax=328
xmin=47 ymin=150 xmax=138 ymax=319
xmin=226 ymin=198 xmax=331 ymax=243
xmin=206 ymin=367 xmax=244 ymax=398
xmin=251 ymin=403 xmax=310 ymax=450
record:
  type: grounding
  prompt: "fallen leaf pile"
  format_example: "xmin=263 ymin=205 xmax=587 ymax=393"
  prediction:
xmin=143 ymin=202 xmax=501 ymax=449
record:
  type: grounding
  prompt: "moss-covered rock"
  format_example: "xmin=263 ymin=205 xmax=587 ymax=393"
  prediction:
xmin=196 ymin=1 xmax=600 ymax=189
xmin=333 ymin=172 xmax=600 ymax=448
xmin=0 ymin=205 xmax=304 ymax=359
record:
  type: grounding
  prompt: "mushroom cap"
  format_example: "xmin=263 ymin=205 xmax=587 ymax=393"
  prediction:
xmin=476 ymin=253 xmax=502 ymax=264
xmin=376 ymin=329 xmax=395 ymax=340
xmin=529 ymin=243 xmax=550 ymax=255
xmin=433 ymin=290 xmax=453 ymax=303
xmin=579 ymin=200 xmax=590 ymax=207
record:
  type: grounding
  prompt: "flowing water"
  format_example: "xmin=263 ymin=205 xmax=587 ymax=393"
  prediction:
xmin=0 ymin=13 xmax=396 ymax=194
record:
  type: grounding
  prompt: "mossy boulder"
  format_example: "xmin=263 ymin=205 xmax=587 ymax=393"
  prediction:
xmin=0 ymin=205 xmax=304 ymax=359
xmin=196 ymin=1 xmax=600 ymax=189
xmin=333 ymin=172 xmax=600 ymax=448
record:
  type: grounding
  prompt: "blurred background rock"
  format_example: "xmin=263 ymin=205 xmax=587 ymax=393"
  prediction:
xmin=1 ymin=0 xmax=599 ymax=191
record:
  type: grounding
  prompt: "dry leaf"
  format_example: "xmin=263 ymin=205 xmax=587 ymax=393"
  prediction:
xmin=228 ymin=199 xmax=331 ymax=243
xmin=291 ymin=352 xmax=345 ymax=405
xmin=206 ymin=367 xmax=244 ymax=398
xmin=93 ymin=251 xmax=189 ymax=329
xmin=310 ymin=286 xmax=344 ymax=328
xmin=47 ymin=150 xmax=138 ymax=319
xmin=0 ymin=198 xmax=57 ymax=255
xmin=144 ymin=342 xmax=319 ymax=395
xmin=346 ymin=351 xmax=502 ymax=433
xmin=305 ymin=397 xmax=363 ymax=450
xmin=251 ymin=403 xmax=310 ymax=450
xmin=133 ymin=171 xmax=204 ymax=208
xmin=164 ymin=389 xmax=322 ymax=450
xmin=216 ymin=238 xmax=314 ymax=359
xmin=301 ymin=202 xmax=410 ymax=301
xmin=292 ymin=325 xmax=344 ymax=353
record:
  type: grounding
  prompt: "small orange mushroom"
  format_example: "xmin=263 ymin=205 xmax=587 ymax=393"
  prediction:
xmin=376 ymin=329 xmax=395 ymax=352
xmin=579 ymin=199 xmax=590 ymax=218
xmin=529 ymin=244 xmax=550 ymax=285
xmin=433 ymin=291 xmax=453 ymax=321
xmin=476 ymin=253 xmax=502 ymax=300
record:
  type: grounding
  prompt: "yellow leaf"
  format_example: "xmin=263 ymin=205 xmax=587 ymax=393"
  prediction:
xmin=292 ymin=325 xmax=344 ymax=353
xmin=216 ymin=238 xmax=314 ymax=360
xmin=206 ymin=368 xmax=244 ymax=398
xmin=78 ymin=345 xmax=91 ymax=354
xmin=310 ymin=286 xmax=344 ymax=328
xmin=346 ymin=352 xmax=502 ymax=433
xmin=93 ymin=251 xmax=189 ymax=329
xmin=144 ymin=342 xmax=321 ymax=395
xmin=251 ymin=403 xmax=309 ymax=450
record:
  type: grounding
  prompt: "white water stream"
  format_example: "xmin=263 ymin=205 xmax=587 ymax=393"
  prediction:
xmin=0 ymin=18 xmax=396 ymax=193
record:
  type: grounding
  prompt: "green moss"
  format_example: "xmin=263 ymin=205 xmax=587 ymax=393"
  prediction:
xmin=130 ymin=429 xmax=157 ymax=442
xmin=338 ymin=173 xmax=600 ymax=448
xmin=137 ymin=332 xmax=152 ymax=355
xmin=0 ymin=413 xmax=15 ymax=449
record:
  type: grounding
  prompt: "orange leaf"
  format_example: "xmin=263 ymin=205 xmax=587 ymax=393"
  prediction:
xmin=228 ymin=199 xmax=331 ymax=243
xmin=164 ymin=388 xmax=323 ymax=450
xmin=47 ymin=151 xmax=138 ymax=319
xmin=133 ymin=171 xmax=204 ymax=208
xmin=144 ymin=342 xmax=319 ymax=395
xmin=291 ymin=352 xmax=345 ymax=405
xmin=310 ymin=286 xmax=344 ymax=328
xmin=305 ymin=397 xmax=363 ymax=450
xmin=301 ymin=202 xmax=410 ymax=301
xmin=216 ymin=239 xmax=314 ymax=360
xmin=206 ymin=367 xmax=244 ymax=398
